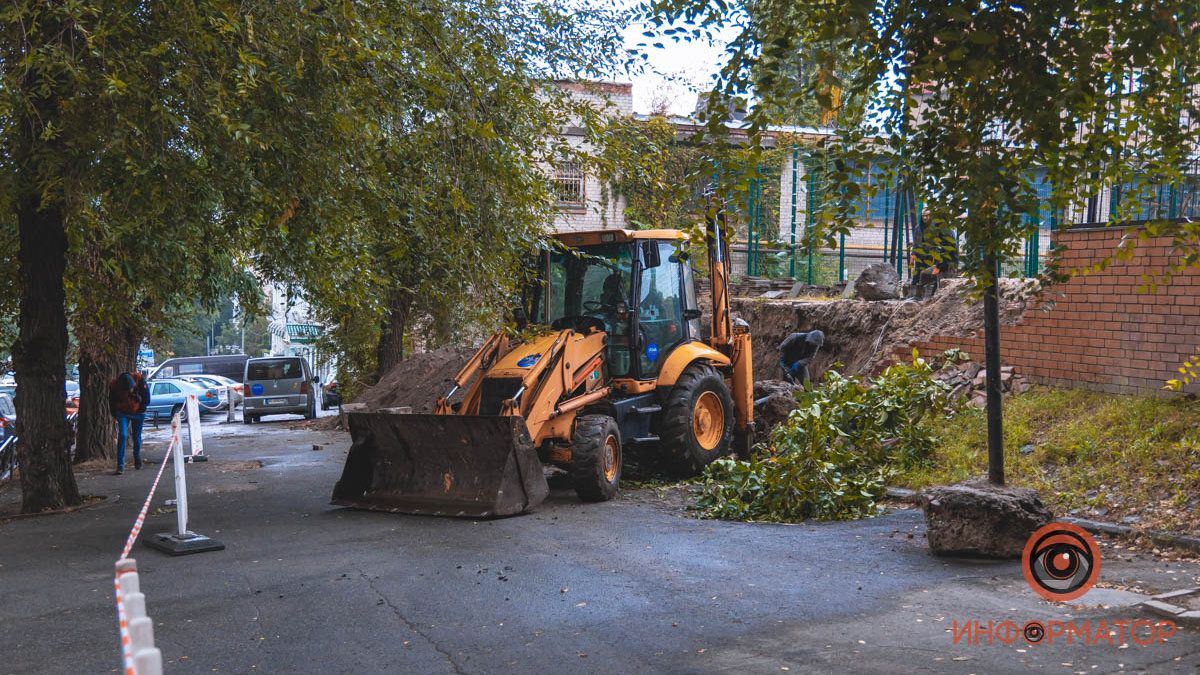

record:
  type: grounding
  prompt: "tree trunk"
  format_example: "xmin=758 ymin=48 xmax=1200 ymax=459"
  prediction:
xmin=375 ymin=287 xmax=413 ymax=380
xmin=73 ymin=344 xmax=116 ymax=464
xmin=72 ymin=320 xmax=139 ymax=464
xmin=13 ymin=194 xmax=81 ymax=511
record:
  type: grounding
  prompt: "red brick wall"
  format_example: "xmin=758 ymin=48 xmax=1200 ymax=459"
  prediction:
xmin=899 ymin=227 xmax=1200 ymax=395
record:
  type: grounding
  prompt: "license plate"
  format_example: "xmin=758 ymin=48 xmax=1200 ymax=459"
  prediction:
xmin=267 ymin=398 xmax=288 ymax=406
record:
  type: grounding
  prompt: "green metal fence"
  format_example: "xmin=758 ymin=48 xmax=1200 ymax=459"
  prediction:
xmin=736 ymin=147 xmax=1059 ymax=285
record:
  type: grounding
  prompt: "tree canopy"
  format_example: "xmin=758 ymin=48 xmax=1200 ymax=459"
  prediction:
xmin=643 ymin=0 xmax=1200 ymax=481
xmin=0 ymin=0 xmax=626 ymax=511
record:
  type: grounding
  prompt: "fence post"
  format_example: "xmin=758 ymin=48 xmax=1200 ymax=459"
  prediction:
xmin=226 ymin=388 xmax=234 ymax=423
xmin=184 ymin=396 xmax=206 ymax=463
xmin=145 ymin=410 xmax=223 ymax=556
xmin=839 ymin=231 xmax=846 ymax=282
xmin=115 ymin=558 xmax=163 ymax=675
xmin=789 ymin=146 xmax=798 ymax=279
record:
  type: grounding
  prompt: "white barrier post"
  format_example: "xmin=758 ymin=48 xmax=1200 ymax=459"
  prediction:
xmin=226 ymin=388 xmax=235 ymax=423
xmin=145 ymin=410 xmax=223 ymax=556
xmin=184 ymin=395 xmax=206 ymax=463
xmin=115 ymin=558 xmax=164 ymax=675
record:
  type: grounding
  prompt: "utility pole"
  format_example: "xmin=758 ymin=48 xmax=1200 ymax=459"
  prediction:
xmin=983 ymin=250 xmax=1004 ymax=485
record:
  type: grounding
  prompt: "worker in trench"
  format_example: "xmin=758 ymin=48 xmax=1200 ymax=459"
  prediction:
xmin=910 ymin=210 xmax=959 ymax=300
xmin=778 ymin=329 xmax=825 ymax=385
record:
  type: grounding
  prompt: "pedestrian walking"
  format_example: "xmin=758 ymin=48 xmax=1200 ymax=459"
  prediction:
xmin=109 ymin=371 xmax=150 ymax=474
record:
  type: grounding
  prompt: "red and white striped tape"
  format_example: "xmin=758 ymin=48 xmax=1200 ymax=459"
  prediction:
xmin=119 ymin=424 xmax=179 ymax=559
xmin=114 ymin=414 xmax=181 ymax=674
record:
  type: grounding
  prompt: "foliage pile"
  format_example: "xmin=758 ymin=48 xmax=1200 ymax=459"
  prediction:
xmin=697 ymin=353 xmax=956 ymax=522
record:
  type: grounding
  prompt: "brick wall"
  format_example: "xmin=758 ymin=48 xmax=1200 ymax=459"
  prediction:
xmin=898 ymin=227 xmax=1200 ymax=395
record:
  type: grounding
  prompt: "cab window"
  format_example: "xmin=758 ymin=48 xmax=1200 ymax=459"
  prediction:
xmin=637 ymin=241 xmax=685 ymax=375
xmin=538 ymin=243 xmax=634 ymax=377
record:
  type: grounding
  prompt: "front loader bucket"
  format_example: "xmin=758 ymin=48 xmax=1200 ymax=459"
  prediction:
xmin=331 ymin=413 xmax=549 ymax=517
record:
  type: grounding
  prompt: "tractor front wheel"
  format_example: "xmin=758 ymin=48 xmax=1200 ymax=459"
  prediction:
xmin=570 ymin=414 xmax=622 ymax=502
xmin=658 ymin=363 xmax=734 ymax=475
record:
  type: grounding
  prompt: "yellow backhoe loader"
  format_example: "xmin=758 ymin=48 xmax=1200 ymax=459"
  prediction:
xmin=332 ymin=210 xmax=754 ymax=516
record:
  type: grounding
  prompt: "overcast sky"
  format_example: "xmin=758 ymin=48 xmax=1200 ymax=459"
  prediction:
xmin=620 ymin=17 xmax=738 ymax=116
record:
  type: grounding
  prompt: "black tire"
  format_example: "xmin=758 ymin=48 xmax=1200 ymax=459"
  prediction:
xmin=570 ymin=414 xmax=622 ymax=502
xmin=243 ymin=412 xmax=253 ymax=425
xmin=657 ymin=363 xmax=735 ymax=475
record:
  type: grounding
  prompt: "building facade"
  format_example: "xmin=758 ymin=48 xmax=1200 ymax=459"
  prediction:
xmin=550 ymin=81 xmax=633 ymax=232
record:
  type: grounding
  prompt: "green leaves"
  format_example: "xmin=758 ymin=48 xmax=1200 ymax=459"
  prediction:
xmin=696 ymin=353 xmax=958 ymax=522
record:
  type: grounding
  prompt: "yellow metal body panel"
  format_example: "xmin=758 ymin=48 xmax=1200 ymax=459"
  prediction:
xmin=655 ymin=341 xmax=731 ymax=387
xmin=730 ymin=330 xmax=754 ymax=431
xmin=489 ymin=332 xmax=565 ymax=378
xmin=554 ymin=229 xmax=685 ymax=248
xmin=455 ymin=329 xmax=607 ymax=454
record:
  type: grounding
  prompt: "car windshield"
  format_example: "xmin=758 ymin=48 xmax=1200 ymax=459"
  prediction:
xmin=247 ymin=359 xmax=304 ymax=381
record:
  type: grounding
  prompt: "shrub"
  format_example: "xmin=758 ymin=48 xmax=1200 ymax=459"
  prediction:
xmin=696 ymin=352 xmax=955 ymax=522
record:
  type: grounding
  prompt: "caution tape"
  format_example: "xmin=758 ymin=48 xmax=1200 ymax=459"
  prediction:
xmin=119 ymin=423 xmax=180 ymax=559
xmin=114 ymin=414 xmax=180 ymax=675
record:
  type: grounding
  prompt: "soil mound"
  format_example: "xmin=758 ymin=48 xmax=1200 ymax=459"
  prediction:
xmin=734 ymin=278 xmax=1036 ymax=381
xmin=355 ymin=346 xmax=477 ymax=413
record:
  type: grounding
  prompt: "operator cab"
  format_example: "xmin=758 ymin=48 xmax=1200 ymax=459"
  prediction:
xmin=522 ymin=230 xmax=703 ymax=381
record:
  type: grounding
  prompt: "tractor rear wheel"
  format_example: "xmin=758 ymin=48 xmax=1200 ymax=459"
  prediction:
xmin=658 ymin=363 xmax=734 ymax=475
xmin=570 ymin=414 xmax=622 ymax=502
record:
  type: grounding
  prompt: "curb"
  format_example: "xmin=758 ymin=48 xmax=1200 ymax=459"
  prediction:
xmin=883 ymin=487 xmax=1200 ymax=556
xmin=1060 ymin=516 xmax=1200 ymax=556
xmin=0 ymin=493 xmax=120 ymax=522
xmin=1139 ymin=588 xmax=1200 ymax=625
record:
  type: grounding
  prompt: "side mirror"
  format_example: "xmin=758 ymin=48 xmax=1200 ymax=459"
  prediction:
xmin=682 ymin=308 xmax=702 ymax=320
xmin=641 ymin=241 xmax=661 ymax=269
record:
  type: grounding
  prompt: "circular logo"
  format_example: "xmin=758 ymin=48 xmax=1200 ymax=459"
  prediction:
xmin=645 ymin=342 xmax=659 ymax=362
xmin=516 ymin=354 xmax=541 ymax=368
xmin=251 ymin=383 xmax=264 ymax=396
xmin=1023 ymin=621 xmax=1046 ymax=643
xmin=1022 ymin=522 xmax=1101 ymax=601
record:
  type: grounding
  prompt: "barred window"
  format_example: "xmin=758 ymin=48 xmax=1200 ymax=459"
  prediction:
xmin=553 ymin=161 xmax=586 ymax=208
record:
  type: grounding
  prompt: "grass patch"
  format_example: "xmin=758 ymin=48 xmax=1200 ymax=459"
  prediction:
xmin=895 ymin=387 xmax=1200 ymax=534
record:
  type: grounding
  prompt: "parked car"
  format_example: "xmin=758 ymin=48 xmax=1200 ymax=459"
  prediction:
xmin=321 ymin=381 xmax=342 ymax=410
xmin=146 ymin=378 xmax=221 ymax=421
xmin=150 ymin=354 xmax=251 ymax=382
xmin=0 ymin=392 xmax=16 ymax=444
xmin=198 ymin=374 xmax=245 ymax=406
xmin=64 ymin=379 xmax=79 ymax=400
xmin=242 ymin=356 xmax=317 ymax=423
xmin=177 ymin=375 xmax=233 ymax=410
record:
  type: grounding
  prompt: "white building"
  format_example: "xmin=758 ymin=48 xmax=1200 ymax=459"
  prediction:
xmin=550 ymin=81 xmax=634 ymax=232
xmin=265 ymin=283 xmax=336 ymax=383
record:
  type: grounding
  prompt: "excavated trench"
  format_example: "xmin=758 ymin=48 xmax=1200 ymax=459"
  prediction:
xmin=733 ymin=278 xmax=1036 ymax=382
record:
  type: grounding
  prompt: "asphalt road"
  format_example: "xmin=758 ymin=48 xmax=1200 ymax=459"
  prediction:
xmin=1 ymin=420 xmax=1196 ymax=674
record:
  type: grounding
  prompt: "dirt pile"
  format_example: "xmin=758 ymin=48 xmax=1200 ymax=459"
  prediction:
xmin=752 ymin=379 xmax=802 ymax=444
xmin=354 ymin=346 xmax=477 ymax=413
xmin=733 ymin=278 xmax=1037 ymax=382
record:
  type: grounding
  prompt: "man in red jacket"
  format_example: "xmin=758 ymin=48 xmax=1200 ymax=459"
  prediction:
xmin=109 ymin=372 xmax=150 ymax=474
